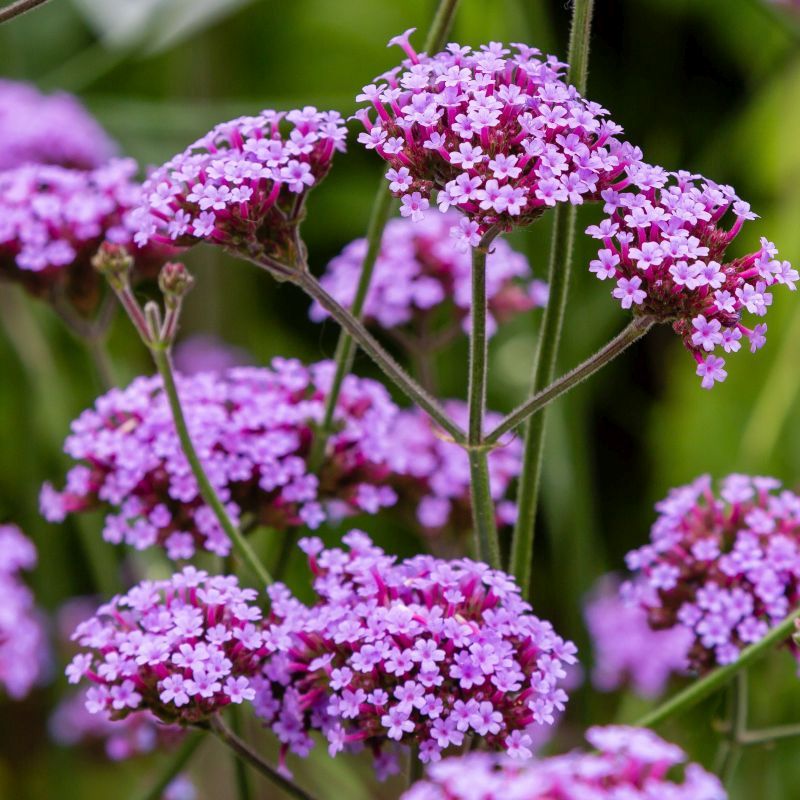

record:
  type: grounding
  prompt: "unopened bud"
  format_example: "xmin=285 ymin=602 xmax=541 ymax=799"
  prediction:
xmin=158 ymin=262 xmax=194 ymax=308
xmin=92 ymin=243 xmax=134 ymax=290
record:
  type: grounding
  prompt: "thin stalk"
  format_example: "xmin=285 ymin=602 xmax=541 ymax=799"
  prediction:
xmin=273 ymin=527 xmax=299 ymax=581
xmin=635 ymin=608 xmax=800 ymax=729
xmin=308 ymin=0 xmax=461 ymax=468
xmin=295 ymin=270 xmax=465 ymax=443
xmin=715 ymin=672 xmax=747 ymax=787
xmin=466 ymin=231 xmax=501 ymax=567
xmin=488 ymin=316 xmax=654 ymax=443
xmin=207 ymin=717 xmax=320 ymax=800
xmin=132 ymin=732 xmax=204 ymax=800
xmin=508 ymin=0 xmax=596 ymax=597
xmin=740 ymin=723 xmax=800 ymax=746
xmin=408 ymin=745 xmax=424 ymax=788
xmin=0 ymin=0 xmax=50 ymax=24
xmin=149 ymin=346 xmax=273 ymax=587
xmin=84 ymin=335 xmax=116 ymax=391
xmin=229 ymin=706 xmax=253 ymax=800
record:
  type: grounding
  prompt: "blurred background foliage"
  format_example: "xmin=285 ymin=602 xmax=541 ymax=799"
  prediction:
xmin=1 ymin=0 xmax=800 ymax=797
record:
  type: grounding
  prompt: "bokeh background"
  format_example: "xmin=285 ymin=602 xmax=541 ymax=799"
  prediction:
xmin=2 ymin=0 xmax=800 ymax=797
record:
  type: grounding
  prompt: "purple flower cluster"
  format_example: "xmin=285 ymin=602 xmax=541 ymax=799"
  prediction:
xmin=0 ymin=79 xmax=117 ymax=170
xmin=0 ymin=524 xmax=48 ymax=699
xmin=401 ymin=726 xmax=726 ymax=800
xmin=623 ymin=474 xmax=800 ymax=672
xmin=0 ymin=158 xmax=168 ymax=309
xmin=40 ymin=360 xmax=399 ymax=559
xmin=172 ymin=334 xmax=251 ymax=375
xmin=310 ymin=211 xmax=546 ymax=338
xmin=66 ymin=568 xmax=268 ymax=724
xmin=584 ymin=574 xmax=690 ymax=698
xmin=254 ymin=531 xmax=576 ymax=774
xmin=387 ymin=401 xmax=521 ymax=534
xmin=355 ymin=33 xmax=641 ymax=239
xmin=586 ymin=169 xmax=797 ymax=388
xmin=132 ymin=108 xmax=347 ymax=266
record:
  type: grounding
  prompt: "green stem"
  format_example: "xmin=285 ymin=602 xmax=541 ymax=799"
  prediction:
xmin=208 ymin=717 xmax=320 ymax=800
xmin=507 ymin=0 xmax=596 ymax=597
xmin=150 ymin=346 xmax=273 ymax=587
xmin=408 ymin=744 xmax=424 ymax=788
xmin=295 ymin=270 xmax=465 ymax=443
xmin=715 ymin=672 xmax=747 ymax=787
xmin=84 ymin=334 xmax=117 ymax=391
xmin=0 ymin=0 xmax=50 ymax=24
xmin=740 ymin=723 xmax=800 ymax=746
xmin=466 ymin=232 xmax=501 ymax=567
xmin=132 ymin=732 xmax=204 ymax=800
xmin=229 ymin=706 xmax=253 ymax=800
xmin=423 ymin=0 xmax=460 ymax=51
xmin=273 ymin=527 xmax=299 ymax=581
xmin=487 ymin=316 xmax=654 ymax=444
xmin=635 ymin=608 xmax=800 ymax=729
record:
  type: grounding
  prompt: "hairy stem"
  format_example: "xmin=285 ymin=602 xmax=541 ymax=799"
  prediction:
xmin=133 ymin=732 xmax=204 ymax=800
xmin=208 ymin=716 xmax=319 ymax=800
xmin=295 ymin=270 xmax=465 ymax=442
xmin=150 ymin=346 xmax=273 ymax=587
xmin=635 ymin=609 xmax=800 ymax=729
xmin=0 ymin=0 xmax=50 ymax=24
xmin=508 ymin=0 xmax=596 ymax=597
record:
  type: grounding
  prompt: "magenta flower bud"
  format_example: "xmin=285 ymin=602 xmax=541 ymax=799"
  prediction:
xmin=355 ymin=36 xmax=641 ymax=235
xmin=158 ymin=261 xmax=195 ymax=307
xmin=622 ymin=474 xmax=800 ymax=673
xmin=255 ymin=531 xmax=576 ymax=774
xmin=132 ymin=109 xmax=347 ymax=272
xmin=402 ymin=726 xmax=726 ymax=799
xmin=92 ymin=242 xmax=135 ymax=290
xmin=587 ymin=168 xmax=797 ymax=389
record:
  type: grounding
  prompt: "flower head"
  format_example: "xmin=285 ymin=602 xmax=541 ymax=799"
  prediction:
xmin=401 ymin=726 xmax=726 ymax=799
xmin=0 ymin=524 xmax=49 ymax=699
xmin=132 ymin=109 xmax=347 ymax=271
xmin=0 ymin=79 xmax=116 ymax=170
xmin=623 ymin=474 xmax=800 ymax=672
xmin=587 ymin=169 xmax=796 ymax=388
xmin=355 ymin=36 xmax=640 ymax=234
xmin=310 ymin=211 xmax=545 ymax=339
xmin=254 ymin=531 xmax=576 ymax=773
xmin=41 ymin=360 xmax=399 ymax=559
xmin=67 ymin=568 xmax=268 ymax=724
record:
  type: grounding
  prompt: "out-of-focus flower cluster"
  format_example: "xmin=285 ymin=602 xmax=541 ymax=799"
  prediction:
xmin=132 ymin=109 xmax=347 ymax=268
xmin=0 ymin=80 xmax=117 ymax=170
xmin=254 ymin=531 xmax=576 ymax=775
xmin=310 ymin=212 xmax=546 ymax=339
xmin=172 ymin=334 xmax=252 ymax=375
xmin=0 ymin=524 xmax=48 ymax=699
xmin=387 ymin=401 xmax=520 ymax=536
xmin=401 ymin=725 xmax=726 ymax=800
xmin=355 ymin=33 xmax=641 ymax=239
xmin=41 ymin=360 xmax=399 ymax=559
xmin=66 ymin=568 xmax=268 ymax=724
xmin=584 ymin=574 xmax=690 ymax=698
xmin=0 ymin=159 xmax=167 ymax=310
xmin=623 ymin=474 xmax=800 ymax=672
xmin=586 ymin=169 xmax=797 ymax=388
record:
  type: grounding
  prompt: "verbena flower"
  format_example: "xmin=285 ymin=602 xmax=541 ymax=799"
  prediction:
xmin=173 ymin=334 xmax=252 ymax=375
xmin=132 ymin=108 xmax=347 ymax=270
xmin=0 ymin=159 xmax=169 ymax=311
xmin=584 ymin=574 xmax=690 ymax=698
xmin=387 ymin=401 xmax=521 ymax=535
xmin=354 ymin=33 xmax=641 ymax=235
xmin=622 ymin=474 xmax=800 ymax=672
xmin=66 ymin=568 xmax=269 ymax=724
xmin=40 ymin=360 xmax=399 ymax=559
xmin=254 ymin=531 xmax=577 ymax=775
xmin=401 ymin=725 xmax=726 ymax=799
xmin=586 ymin=169 xmax=797 ymax=388
xmin=0 ymin=524 xmax=49 ymax=699
xmin=0 ymin=79 xmax=116 ymax=170
xmin=310 ymin=211 xmax=546 ymax=339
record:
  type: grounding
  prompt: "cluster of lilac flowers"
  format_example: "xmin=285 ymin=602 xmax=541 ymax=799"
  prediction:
xmin=254 ymin=531 xmax=576 ymax=774
xmin=310 ymin=211 xmax=546 ymax=338
xmin=355 ymin=33 xmax=641 ymax=239
xmin=66 ymin=567 xmax=268 ymax=724
xmin=40 ymin=360 xmax=399 ymax=559
xmin=172 ymin=334 xmax=251 ymax=375
xmin=584 ymin=574 xmax=690 ymax=698
xmin=622 ymin=474 xmax=800 ymax=672
xmin=131 ymin=108 xmax=347 ymax=266
xmin=387 ymin=401 xmax=521 ymax=534
xmin=401 ymin=725 xmax=726 ymax=800
xmin=0 ymin=80 xmax=117 ymax=170
xmin=587 ymin=169 xmax=797 ymax=388
xmin=0 ymin=524 xmax=48 ymax=699
xmin=0 ymin=158 xmax=167 ymax=307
